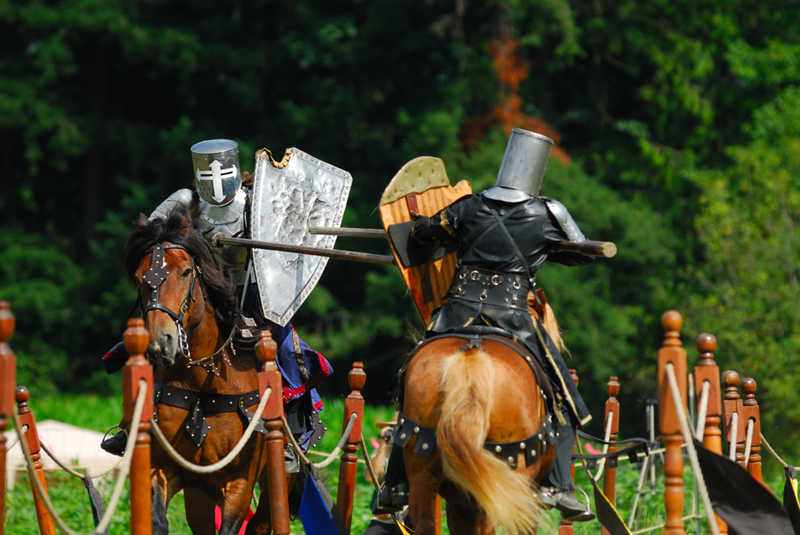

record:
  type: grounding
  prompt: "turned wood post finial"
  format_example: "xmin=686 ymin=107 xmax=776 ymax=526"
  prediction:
xmin=349 ymin=362 xmax=367 ymax=392
xmin=14 ymin=386 xmax=29 ymax=405
xmin=256 ymin=330 xmax=278 ymax=364
xmin=607 ymin=376 xmax=620 ymax=399
xmin=0 ymin=301 xmax=15 ymax=344
xmin=662 ymin=310 xmax=683 ymax=346
xmin=696 ymin=333 xmax=717 ymax=364
xmin=123 ymin=318 xmax=149 ymax=356
xmin=741 ymin=377 xmax=757 ymax=405
xmin=721 ymin=370 xmax=740 ymax=400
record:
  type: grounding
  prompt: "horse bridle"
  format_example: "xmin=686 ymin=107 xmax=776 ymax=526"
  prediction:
xmin=140 ymin=243 xmax=201 ymax=360
xmin=137 ymin=242 xmax=237 ymax=372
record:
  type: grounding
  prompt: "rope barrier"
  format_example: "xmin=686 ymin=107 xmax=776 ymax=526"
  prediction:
xmin=282 ymin=413 xmax=358 ymax=470
xmin=729 ymin=412 xmax=738 ymax=461
xmin=359 ymin=435 xmax=381 ymax=493
xmin=305 ymin=449 xmax=366 ymax=465
xmin=760 ymin=433 xmax=800 ymax=470
xmin=628 ymin=453 xmax=652 ymax=527
xmin=695 ymin=380 xmax=710 ymax=439
xmin=665 ymin=362 xmax=721 ymax=535
xmin=743 ymin=419 xmax=754 ymax=468
xmin=150 ymin=386 xmax=272 ymax=474
xmin=586 ymin=412 xmax=614 ymax=481
xmin=39 ymin=440 xmax=125 ymax=480
xmin=6 ymin=423 xmax=27 ymax=451
xmin=629 ymin=514 xmax=703 ymax=535
xmin=11 ymin=379 xmax=147 ymax=535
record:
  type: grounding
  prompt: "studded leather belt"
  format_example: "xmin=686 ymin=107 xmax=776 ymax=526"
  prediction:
xmin=449 ymin=265 xmax=530 ymax=309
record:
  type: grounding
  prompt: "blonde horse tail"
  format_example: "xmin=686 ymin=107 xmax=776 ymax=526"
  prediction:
xmin=436 ymin=349 xmax=542 ymax=535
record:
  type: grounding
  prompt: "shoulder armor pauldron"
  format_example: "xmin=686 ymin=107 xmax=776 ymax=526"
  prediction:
xmin=150 ymin=189 xmax=194 ymax=221
xmin=543 ymin=197 xmax=586 ymax=243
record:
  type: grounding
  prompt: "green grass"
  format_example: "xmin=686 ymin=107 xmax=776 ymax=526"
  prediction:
xmin=4 ymin=394 xmax=790 ymax=535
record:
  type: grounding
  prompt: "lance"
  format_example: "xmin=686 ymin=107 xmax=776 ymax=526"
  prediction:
xmin=308 ymin=226 xmax=618 ymax=258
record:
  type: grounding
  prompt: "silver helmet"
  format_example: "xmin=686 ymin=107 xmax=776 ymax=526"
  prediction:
xmin=483 ymin=128 xmax=554 ymax=202
xmin=191 ymin=139 xmax=241 ymax=206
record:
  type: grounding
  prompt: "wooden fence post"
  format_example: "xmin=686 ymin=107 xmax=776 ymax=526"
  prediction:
xmin=122 ymin=318 xmax=153 ymax=535
xmin=559 ymin=369 xmax=580 ymax=535
xmin=601 ymin=376 xmax=620 ymax=535
xmin=741 ymin=378 xmax=761 ymax=481
xmin=721 ymin=371 xmax=746 ymax=468
xmin=16 ymin=386 xmax=56 ymax=535
xmin=256 ymin=331 xmax=291 ymax=535
xmin=0 ymin=302 xmax=17 ymax=535
xmin=658 ymin=310 xmax=687 ymax=535
xmin=693 ymin=334 xmax=726 ymax=534
xmin=337 ymin=362 xmax=366 ymax=531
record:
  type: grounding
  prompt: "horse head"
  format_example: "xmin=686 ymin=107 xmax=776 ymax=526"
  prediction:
xmin=125 ymin=207 xmax=238 ymax=368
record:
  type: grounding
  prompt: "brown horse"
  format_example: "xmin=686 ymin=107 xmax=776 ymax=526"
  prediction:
xmin=125 ymin=208 xmax=297 ymax=535
xmin=401 ymin=303 xmax=565 ymax=535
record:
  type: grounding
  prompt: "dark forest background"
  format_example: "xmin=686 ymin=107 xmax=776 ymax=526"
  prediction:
xmin=2 ymin=0 xmax=800 ymax=468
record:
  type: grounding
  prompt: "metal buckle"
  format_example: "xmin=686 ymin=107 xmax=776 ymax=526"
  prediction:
xmin=512 ymin=279 xmax=521 ymax=290
xmin=479 ymin=289 xmax=488 ymax=301
xmin=470 ymin=270 xmax=481 ymax=281
xmin=459 ymin=269 xmax=468 ymax=280
xmin=453 ymin=286 xmax=466 ymax=298
xmin=491 ymin=274 xmax=503 ymax=286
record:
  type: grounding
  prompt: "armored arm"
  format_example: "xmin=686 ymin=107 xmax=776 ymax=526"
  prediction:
xmin=149 ymin=189 xmax=195 ymax=221
xmin=409 ymin=196 xmax=470 ymax=244
xmin=542 ymin=198 xmax=594 ymax=267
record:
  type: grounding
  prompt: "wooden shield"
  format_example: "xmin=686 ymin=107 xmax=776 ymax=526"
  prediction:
xmin=379 ymin=157 xmax=471 ymax=325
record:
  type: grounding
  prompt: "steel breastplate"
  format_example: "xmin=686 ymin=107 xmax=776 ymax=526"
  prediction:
xmin=196 ymin=189 xmax=249 ymax=284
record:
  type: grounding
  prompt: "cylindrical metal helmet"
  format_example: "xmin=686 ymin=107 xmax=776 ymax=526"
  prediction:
xmin=483 ymin=128 xmax=554 ymax=202
xmin=191 ymin=139 xmax=241 ymax=206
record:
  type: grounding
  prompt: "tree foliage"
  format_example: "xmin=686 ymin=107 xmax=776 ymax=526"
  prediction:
xmin=1 ymin=0 xmax=799 ymax=461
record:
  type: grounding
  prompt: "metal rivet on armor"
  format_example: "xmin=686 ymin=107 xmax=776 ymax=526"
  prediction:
xmin=413 ymin=426 xmax=420 ymax=434
xmin=184 ymin=396 xmax=188 ymax=400
xmin=495 ymin=445 xmax=502 ymax=453
xmin=508 ymin=456 xmax=514 ymax=463
xmin=167 ymin=393 xmax=171 ymax=396
xmin=520 ymin=442 xmax=525 ymax=449
xmin=538 ymin=433 xmax=542 ymax=440
xmin=422 ymin=443 xmax=429 ymax=450
xmin=400 ymin=433 xmax=406 ymax=439
xmin=212 ymin=400 xmax=215 ymax=403
xmin=229 ymin=401 xmax=233 ymax=405
xmin=532 ymin=450 xmax=537 ymax=457
xmin=400 ymin=418 xmax=405 ymax=425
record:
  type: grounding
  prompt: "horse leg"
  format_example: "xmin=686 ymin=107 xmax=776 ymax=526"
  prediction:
xmin=217 ymin=478 xmax=254 ymax=535
xmin=184 ymin=488 xmax=216 ymax=535
xmin=244 ymin=480 xmax=272 ymax=535
xmin=151 ymin=468 xmax=181 ymax=535
xmin=444 ymin=498 xmax=480 ymax=535
xmin=407 ymin=459 xmax=441 ymax=535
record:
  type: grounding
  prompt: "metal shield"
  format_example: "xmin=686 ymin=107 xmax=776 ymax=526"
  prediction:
xmin=379 ymin=157 xmax=472 ymax=325
xmin=251 ymin=148 xmax=352 ymax=326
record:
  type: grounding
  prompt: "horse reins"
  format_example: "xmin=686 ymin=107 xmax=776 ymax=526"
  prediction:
xmin=140 ymin=243 xmax=236 ymax=371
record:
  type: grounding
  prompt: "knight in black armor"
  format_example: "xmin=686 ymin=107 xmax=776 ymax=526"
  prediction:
xmin=379 ymin=129 xmax=595 ymax=521
xmin=101 ymin=140 xmax=332 ymax=468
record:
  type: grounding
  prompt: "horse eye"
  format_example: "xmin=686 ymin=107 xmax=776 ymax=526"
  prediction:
xmin=181 ymin=268 xmax=192 ymax=278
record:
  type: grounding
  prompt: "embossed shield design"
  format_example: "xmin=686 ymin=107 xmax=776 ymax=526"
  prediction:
xmin=251 ymin=148 xmax=352 ymax=326
xmin=379 ymin=157 xmax=471 ymax=325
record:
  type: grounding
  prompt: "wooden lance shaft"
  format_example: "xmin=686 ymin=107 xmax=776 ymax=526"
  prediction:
xmin=213 ymin=234 xmax=397 ymax=266
xmin=309 ymin=226 xmax=618 ymax=259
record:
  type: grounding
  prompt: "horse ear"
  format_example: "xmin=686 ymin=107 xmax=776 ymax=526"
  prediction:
xmin=137 ymin=213 xmax=149 ymax=226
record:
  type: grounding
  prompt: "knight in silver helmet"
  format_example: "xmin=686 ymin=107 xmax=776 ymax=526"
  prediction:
xmin=101 ymin=139 xmax=335 ymax=468
xmin=379 ymin=128 xmax=596 ymax=522
xmin=150 ymin=139 xmax=249 ymax=283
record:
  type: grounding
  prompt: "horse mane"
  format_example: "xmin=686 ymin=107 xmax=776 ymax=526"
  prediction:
xmin=124 ymin=206 xmax=238 ymax=327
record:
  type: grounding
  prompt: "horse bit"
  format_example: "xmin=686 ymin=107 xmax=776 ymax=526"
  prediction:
xmin=140 ymin=243 xmax=235 ymax=373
